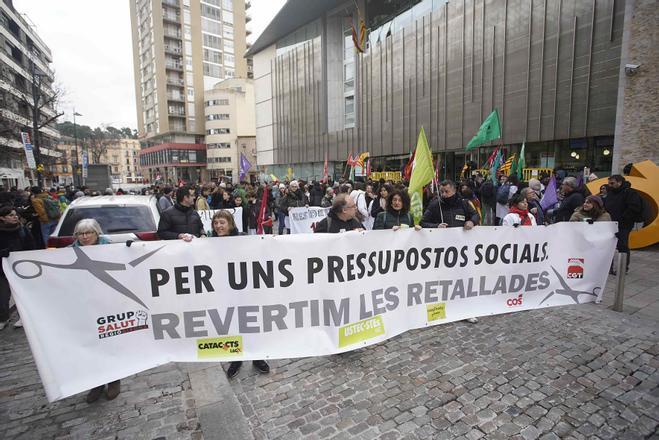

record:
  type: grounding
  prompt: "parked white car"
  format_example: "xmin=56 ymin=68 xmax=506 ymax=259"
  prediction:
xmin=48 ymin=195 xmax=161 ymax=248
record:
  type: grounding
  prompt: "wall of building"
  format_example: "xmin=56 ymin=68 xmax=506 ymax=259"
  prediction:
xmin=255 ymin=0 xmax=625 ymax=167
xmin=254 ymin=44 xmax=276 ymax=166
xmin=612 ymin=0 xmax=659 ymax=173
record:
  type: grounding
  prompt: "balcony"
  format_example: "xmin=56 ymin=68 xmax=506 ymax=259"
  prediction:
xmin=165 ymin=62 xmax=183 ymax=71
xmin=166 ymin=77 xmax=185 ymax=86
xmin=168 ymin=106 xmax=185 ymax=117
xmin=164 ymin=45 xmax=182 ymax=55
xmin=163 ymin=29 xmax=182 ymax=39
xmin=163 ymin=13 xmax=180 ymax=24
xmin=246 ymin=28 xmax=252 ymax=36
xmin=162 ymin=0 xmax=180 ymax=8
xmin=167 ymin=93 xmax=184 ymax=102
xmin=245 ymin=1 xmax=251 ymax=10
xmin=246 ymin=15 xmax=252 ymax=23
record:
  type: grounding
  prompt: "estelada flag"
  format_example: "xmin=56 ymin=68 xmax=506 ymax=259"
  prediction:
xmin=352 ymin=16 xmax=367 ymax=53
xmin=356 ymin=152 xmax=369 ymax=167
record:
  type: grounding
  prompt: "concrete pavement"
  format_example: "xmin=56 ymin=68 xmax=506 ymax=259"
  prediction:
xmin=0 ymin=246 xmax=657 ymax=439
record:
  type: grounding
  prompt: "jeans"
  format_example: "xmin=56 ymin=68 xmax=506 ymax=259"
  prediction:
xmin=40 ymin=221 xmax=57 ymax=247
xmin=277 ymin=212 xmax=287 ymax=235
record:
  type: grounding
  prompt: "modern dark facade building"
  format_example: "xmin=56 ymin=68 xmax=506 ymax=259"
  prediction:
xmin=248 ymin=0 xmax=626 ymax=181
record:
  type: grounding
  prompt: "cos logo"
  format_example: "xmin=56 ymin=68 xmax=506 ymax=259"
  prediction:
xmin=507 ymin=294 xmax=523 ymax=307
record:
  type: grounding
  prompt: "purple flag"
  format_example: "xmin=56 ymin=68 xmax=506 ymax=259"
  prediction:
xmin=540 ymin=175 xmax=558 ymax=211
xmin=239 ymin=153 xmax=252 ymax=181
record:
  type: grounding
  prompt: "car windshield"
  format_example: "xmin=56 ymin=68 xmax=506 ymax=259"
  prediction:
xmin=58 ymin=206 xmax=156 ymax=236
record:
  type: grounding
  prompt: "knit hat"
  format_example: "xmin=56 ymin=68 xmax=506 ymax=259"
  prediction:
xmin=586 ymin=195 xmax=604 ymax=208
xmin=528 ymin=178 xmax=542 ymax=192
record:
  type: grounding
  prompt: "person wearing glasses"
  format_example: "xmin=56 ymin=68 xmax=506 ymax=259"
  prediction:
xmin=70 ymin=218 xmax=120 ymax=403
xmin=314 ymin=194 xmax=365 ymax=233
xmin=0 ymin=205 xmax=36 ymax=330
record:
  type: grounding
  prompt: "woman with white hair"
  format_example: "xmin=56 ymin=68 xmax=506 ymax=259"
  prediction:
xmin=71 ymin=218 xmax=119 ymax=402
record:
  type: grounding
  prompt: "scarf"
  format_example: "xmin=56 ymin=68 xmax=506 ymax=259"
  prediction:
xmin=508 ymin=206 xmax=532 ymax=226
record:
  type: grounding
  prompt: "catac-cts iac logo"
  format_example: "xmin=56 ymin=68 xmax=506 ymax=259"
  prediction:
xmin=567 ymin=258 xmax=585 ymax=279
xmin=506 ymin=294 xmax=524 ymax=307
xmin=97 ymin=311 xmax=149 ymax=339
xmin=197 ymin=336 xmax=243 ymax=358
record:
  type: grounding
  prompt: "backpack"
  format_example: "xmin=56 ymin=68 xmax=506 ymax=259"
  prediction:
xmin=480 ymin=180 xmax=495 ymax=200
xmin=636 ymin=193 xmax=652 ymax=226
xmin=43 ymin=197 xmax=61 ymax=220
xmin=496 ymin=184 xmax=511 ymax=205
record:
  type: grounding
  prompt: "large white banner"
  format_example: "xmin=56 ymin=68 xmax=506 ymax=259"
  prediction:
xmin=4 ymin=223 xmax=616 ymax=401
xmin=197 ymin=207 xmax=243 ymax=234
xmin=288 ymin=206 xmax=330 ymax=233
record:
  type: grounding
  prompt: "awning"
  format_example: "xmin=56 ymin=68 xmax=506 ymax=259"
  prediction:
xmin=0 ymin=167 xmax=25 ymax=179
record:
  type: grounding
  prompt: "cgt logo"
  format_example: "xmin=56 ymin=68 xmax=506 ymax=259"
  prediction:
xmin=97 ymin=310 xmax=149 ymax=339
xmin=567 ymin=258 xmax=585 ymax=279
xmin=506 ymin=294 xmax=523 ymax=307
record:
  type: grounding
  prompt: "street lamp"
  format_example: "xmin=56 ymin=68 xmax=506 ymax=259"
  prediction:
xmin=73 ymin=110 xmax=82 ymax=188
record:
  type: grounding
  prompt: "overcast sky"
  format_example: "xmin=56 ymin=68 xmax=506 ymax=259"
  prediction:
xmin=13 ymin=0 xmax=286 ymax=130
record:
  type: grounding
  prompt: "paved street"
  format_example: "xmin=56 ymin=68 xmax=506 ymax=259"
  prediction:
xmin=1 ymin=247 xmax=657 ymax=440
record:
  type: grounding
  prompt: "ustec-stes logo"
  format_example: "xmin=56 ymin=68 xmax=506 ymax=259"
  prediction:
xmin=567 ymin=258 xmax=585 ymax=279
xmin=97 ymin=311 xmax=149 ymax=339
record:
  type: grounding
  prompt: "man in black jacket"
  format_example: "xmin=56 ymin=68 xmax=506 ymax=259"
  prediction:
xmin=157 ymin=186 xmax=206 ymax=241
xmin=604 ymin=175 xmax=642 ymax=273
xmin=314 ymin=194 xmax=364 ymax=233
xmin=420 ymin=180 xmax=479 ymax=229
xmin=555 ymin=177 xmax=584 ymax=222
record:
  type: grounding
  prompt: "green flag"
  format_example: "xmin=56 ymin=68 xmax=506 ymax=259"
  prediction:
xmin=517 ymin=142 xmax=526 ymax=180
xmin=465 ymin=110 xmax=501 ymax=151
xmin=409 ymin=127 xmax=434 ymax=224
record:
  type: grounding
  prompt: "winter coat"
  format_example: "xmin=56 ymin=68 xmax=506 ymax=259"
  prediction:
xmin=420 ymin=195 xmax=480 ymax=228
xmin=555 ymin=190 xmax=585 ymax=223
xmin=157 ymin=204 xmax=205 ymax=239
xmin=528 ymin=199 xmax=545 ymax=224
xmin=195 ymin=195 xmax=210 ymax=211
xmin=570 ymin=208 xmax=612 ymax=223
xmin=247 ymin=201 xmax=259 ymax=229
xmin=284 ymin=189 xmax=308 ymax=211
xmin=31 ymin=193 xmax=53 ymax=224
xmin=320 ymin=195 xmax=333 ymax=208
xmin=158 ymin=195 xmax=174 ymax=212
xmin=604 ymin=181 xmax=642 ymax=230
xmin=373 ymin=210 xmax=414 ymax=230
xmin=370 ymin=197 xmax=387 ymax=219
xmin=314 ymin=211 xmax=364 ymax=233
xmin=502 ymin=212 xmax=537 ymax=226
xmin=0 ymin=222 xmax=35 ymax=259
xmin=309 ymin=185 xmax=324 ymax=207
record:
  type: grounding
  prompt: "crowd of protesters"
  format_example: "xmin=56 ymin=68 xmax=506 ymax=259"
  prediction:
xmin=0 ymin=161 xmax=648 ymax=399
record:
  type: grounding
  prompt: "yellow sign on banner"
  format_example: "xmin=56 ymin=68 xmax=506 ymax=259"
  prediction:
xmin=426 ymin=303 xmax=447 ymax=321
xmin=338 ymin=316 xmax=385 ymax=348
xmin=196 ymin=336 xmax=243 ymax=358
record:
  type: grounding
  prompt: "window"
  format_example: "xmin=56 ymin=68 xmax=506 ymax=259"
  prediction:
xmin=201 ymin=4 xmax=221 ymax=20
xmin=207 ymin=128 xmax=230 ymax=134
xmin=58 ymin=206 xmax=156 ymax=236
xmin=202 ymin=0 xmax=221 ymax=6
xmin=209 ymin=157 xmax=231 ymax=163
xmin=223 ymin=39 xmax=234 ymax=54
xmin=225 ymin=69 xmax=234 ymax=78
xmin=203 ymin=62 xmax=222 ymax=78
xmin=343 ymin=26 xmax=356 ymax=127
xmin=202 ymin=18 xmax=221 ymax=35
xmin=206 ymin=99 xmax=229 ymax=106
xmin=206 ymin=114 xmax=230 ymax=121
xmin=223 ymin=11 xmax=233 ymax=24
xmin=208 ymin=142 xmax=231 ymax=149
xmin=203 ymin=48 xmax=222 ymax=64
xmin=344 ymin=96 xmax=355 ymax=127
xmin=203 ymin=33 xmax=222 ymax=49
xmin=224 ymin=54 xmax=235 ymax=67
xmin=222 ymin=0 xmax=233 ymax=11
xmin=223 ymin=24 xmax=233 ymax=39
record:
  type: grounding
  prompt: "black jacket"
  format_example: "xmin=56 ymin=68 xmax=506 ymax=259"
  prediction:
xmin=157 ymin=204 xmax=205 ymax=240
xmin=314 ymin=211 xmax=364 ymax=233
xmin=0 ymin=223 xmax=35 ymax=260
xmin=420 ymin=194 xmax=480 ymax=228
xmin=604 ymin=181 xmax=642 ymax=229
xmin=373 ymin=210 xmax=414 ymax=230
xmin=555 ymin=189 xmax=585 ymax=223
xmin=370 ymin=197 xmax=386 ymax=219
xmin=309 ymin=185 xmax=324 ymax=207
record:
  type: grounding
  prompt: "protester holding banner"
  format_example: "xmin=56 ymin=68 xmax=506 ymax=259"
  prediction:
xmin=69 ymin=218 xmax=121 ymax=403
xmin=314 ymin=194 xmax=364 ymax=233
xmin=420 ymin=180 xmax=479 ymax=230
xmin=570 ymin=195 xmax=611 ymax=223
xmin=0 ymin=206 xmax=35 ymax=330
xmin=321 ymin=187 xmax=334 ymax=208
xmin=157 ymin=187 xmax=205 ymax=241
xmin=373 ymin=190 xmax=419 ymax=231
xmin=210 ymin=210 xmax=271 ymax=378
xmin=284 ymin=181 xmax=308 ymax=213
xmin=370 ymin=184 xmax=392 ymax=221
xmin=502 ymin=194 xmax=537 ymax=226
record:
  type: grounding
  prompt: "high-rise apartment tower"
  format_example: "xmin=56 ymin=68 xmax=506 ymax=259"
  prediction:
xmin=130 ymin=0 xmax=249 ymax=183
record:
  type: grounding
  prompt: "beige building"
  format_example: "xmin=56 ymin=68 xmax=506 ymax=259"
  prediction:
xmin=101 ymin=139 xmax=144 ymax=184
xmin=130 ymin=0 xmax=251 ymax=184
xmin=204 ymin=77 xmax=255 ymax=182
